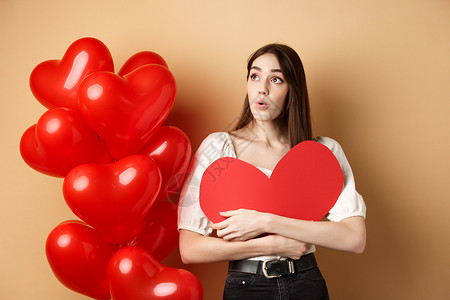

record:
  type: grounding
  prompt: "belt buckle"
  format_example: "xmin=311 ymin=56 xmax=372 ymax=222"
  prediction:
xmin=262 ymin=258 xmax=295 ymax=279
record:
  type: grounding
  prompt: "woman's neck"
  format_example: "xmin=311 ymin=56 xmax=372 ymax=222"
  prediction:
xmin=247 ymin=120 xmax=287 ymax=147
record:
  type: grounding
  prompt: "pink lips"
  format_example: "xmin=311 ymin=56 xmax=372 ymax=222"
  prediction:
xmin=256 ymin=99 xmax=268 ymax=110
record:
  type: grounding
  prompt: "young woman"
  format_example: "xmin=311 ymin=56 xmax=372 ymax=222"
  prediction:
xmin=177 ymin=44 xmax=366 ymax=300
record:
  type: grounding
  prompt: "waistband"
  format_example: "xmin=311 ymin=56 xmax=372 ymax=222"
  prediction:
xmin=228 ymin=253 xmax=317 ymax=279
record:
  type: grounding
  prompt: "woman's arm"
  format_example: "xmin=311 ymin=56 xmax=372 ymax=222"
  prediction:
xmin=267 ymin=214 xmax=366 ymax=254
xmin=179 ymin=229 xmax=309 ymax=264
xmin=210 ymin=209 xmax=366 ymax=254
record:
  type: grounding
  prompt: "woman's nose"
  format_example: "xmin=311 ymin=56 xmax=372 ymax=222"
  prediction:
xmin=258 ymin=83 xmax=268 ymax=95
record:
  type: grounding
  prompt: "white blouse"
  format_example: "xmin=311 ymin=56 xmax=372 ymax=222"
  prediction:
xmin=177 ymin=132 xmax=366 ymax=257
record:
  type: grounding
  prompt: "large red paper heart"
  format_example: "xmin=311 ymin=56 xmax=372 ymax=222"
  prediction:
xmin=46 ymin=220 xmax=115 ymax=300
xmin=63 ymin=155 xmax=162 ymax=244
xmin=200 ymin=141 xmax=344 ymax=223
xmin=29 ymin=37 xmax=114 ymax=110
xmin=19 ymin=107 xmax=113 ymax=177
xmin=78 ymin=64 xmax=176 ymax=159
xmin=108 ymin=246 xmax=203 ymax=300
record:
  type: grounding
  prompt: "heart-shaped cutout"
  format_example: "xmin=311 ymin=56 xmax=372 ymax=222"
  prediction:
xmin=108 ymin=246 xmax=203 ymax=300
xmin=19 ymin=107 xmax=113 ymax=177
xmin=200 ymin=141 xmax=344 ymax=223
xmin=78 ymin=64 xmax=176 ymax=160
xmin=63 ymin=155 xmax=162 ymax=244
xmin=29 ymin=37 xmax=114 ymax=110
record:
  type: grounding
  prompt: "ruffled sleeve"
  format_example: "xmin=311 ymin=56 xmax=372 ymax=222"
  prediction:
xmin=177 ymin=132 xmax=236 ymax=236
xmin=317 ymin=137 xmax=367 ymax=222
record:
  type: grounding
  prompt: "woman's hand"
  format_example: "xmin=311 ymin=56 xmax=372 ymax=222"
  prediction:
xmin=209 ymin=209 xmax=270 ymax=241
xmin=259 ymin=234 xmax=309 ymax=260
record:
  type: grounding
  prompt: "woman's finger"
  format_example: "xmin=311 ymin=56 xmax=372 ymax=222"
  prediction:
xmin=219 ymin=210 xmax=241 ymax=217
xmin=209 ymin=218 xmax=230 ymax=230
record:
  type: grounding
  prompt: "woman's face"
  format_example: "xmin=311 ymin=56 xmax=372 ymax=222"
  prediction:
xmin=247 ymin=53 xmax=289 ymax=122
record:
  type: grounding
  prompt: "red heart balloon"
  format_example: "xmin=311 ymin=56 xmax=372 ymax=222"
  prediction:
xmin=63 ymin=154 xmax=162 ymax=244
xmin=140 ymin=126 xmax=191 ymax=202
xmin=29 ymin=37 xmax=114 ymax=110
xmin=108 ymin=246 xmax=203 ymax=300
xmin=128 ymin=201 xmax=179 ymax=261
xmin=46 ymin=220 xmax=115 ymax=300
xmin=78 ymin=64 xmax=176 ymax=159
xmin=19 ymin=107 xmax=113 ymax=177
xmin=118 ymin=51 xmax=168 ymax=76
xmin=200 ymin=141 xmax=344 ymax=223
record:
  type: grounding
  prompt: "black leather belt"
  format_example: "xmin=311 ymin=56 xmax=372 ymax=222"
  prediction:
xmin=228 ymin=253 xmax=317 ymax=279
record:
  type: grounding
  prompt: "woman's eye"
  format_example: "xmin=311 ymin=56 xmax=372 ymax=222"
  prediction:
xmin=272 ymin=77 xmax=283 ymax=84
xmin=250 ymin=74 xmax=259 ymax=81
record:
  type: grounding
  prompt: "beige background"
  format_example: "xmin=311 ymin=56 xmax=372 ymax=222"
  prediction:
xmin=1 ymin=0 xmax=449 ymax=299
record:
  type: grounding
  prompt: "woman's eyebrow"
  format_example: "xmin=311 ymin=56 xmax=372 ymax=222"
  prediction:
xmin=250 ymin=66 xmax=283 ymax=73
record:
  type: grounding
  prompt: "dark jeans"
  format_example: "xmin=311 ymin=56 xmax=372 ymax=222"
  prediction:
xmin=223 ymin=266 xmax=330 ymax=300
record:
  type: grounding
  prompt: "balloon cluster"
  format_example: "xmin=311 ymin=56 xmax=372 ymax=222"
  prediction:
xmin=19 ymin=37 xmax=203 ymax=300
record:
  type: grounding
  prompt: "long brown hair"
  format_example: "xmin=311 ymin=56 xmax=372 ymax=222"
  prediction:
xmin=233 ymin=43 xmax=312 ymax=147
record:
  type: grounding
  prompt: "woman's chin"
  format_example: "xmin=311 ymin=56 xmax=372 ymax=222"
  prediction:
xmin=251 ymin=112 xmax=281 ymax=123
